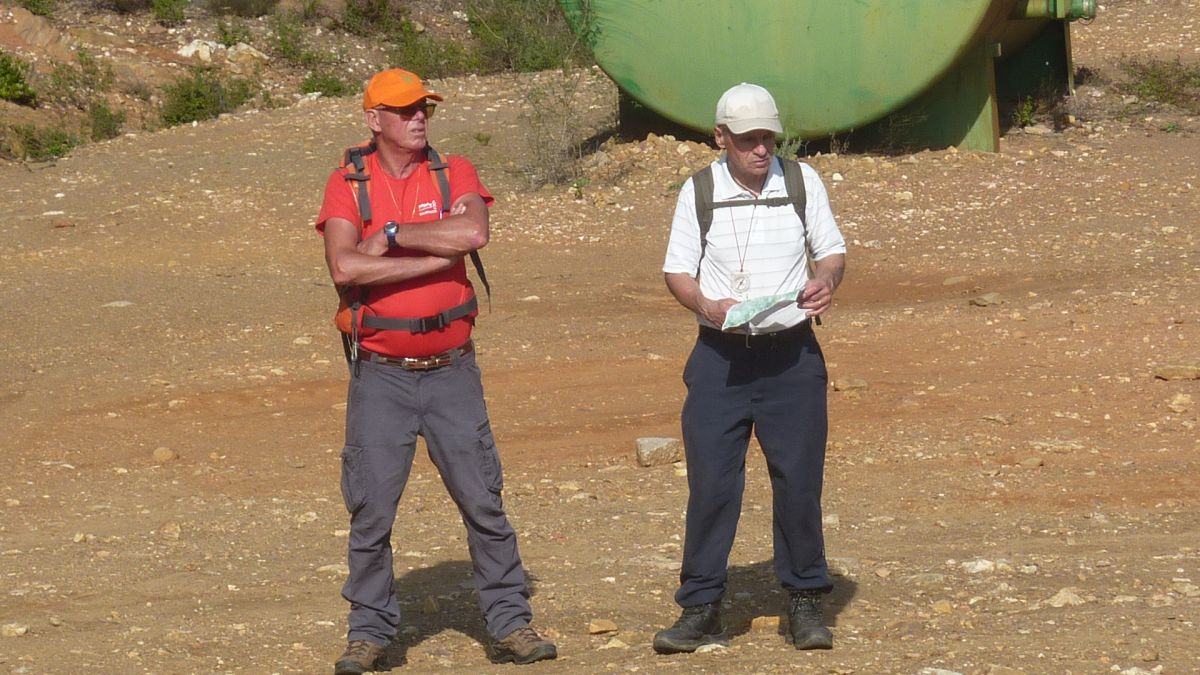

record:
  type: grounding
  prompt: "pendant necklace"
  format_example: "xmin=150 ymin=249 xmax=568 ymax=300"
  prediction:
xmin=729 ymin=203 xmax=756 ymax=300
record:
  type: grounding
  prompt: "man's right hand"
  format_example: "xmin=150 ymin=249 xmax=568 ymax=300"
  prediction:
xmin=357 ymin=230 xmax=388 ymax=256
xmin=699 ymin=296 xmax=738 ymax=327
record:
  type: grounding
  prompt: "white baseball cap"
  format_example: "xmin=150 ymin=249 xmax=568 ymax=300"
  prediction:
xmin=715 ymin=83 xmax=783 ymax=135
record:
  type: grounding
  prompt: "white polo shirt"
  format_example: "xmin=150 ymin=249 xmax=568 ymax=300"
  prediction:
xmin=663 ymin=156 xmax=846 ymax=333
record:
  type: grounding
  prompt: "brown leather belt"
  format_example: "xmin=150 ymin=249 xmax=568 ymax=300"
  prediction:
xmin=358 ymin=340 xmax=473 ymax=371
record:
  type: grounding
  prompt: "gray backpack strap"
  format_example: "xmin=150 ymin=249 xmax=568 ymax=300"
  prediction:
xmin=427 ymin=146 xmax=491 ymax=304
xmin=691 ymin=165 xmax=716 ymax=277
xmin=778 ymin=157 xmax=807 ymax=226
xmin=362 ymin=296 xmax=479 ymax=333
xmin=778 ymin=157 xmax=823 ymax=326
xmin=343 ymin=142 xmax=375 ymax=227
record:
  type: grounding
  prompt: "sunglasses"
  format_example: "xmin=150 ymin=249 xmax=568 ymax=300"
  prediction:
xmin=376 ymin=101 xmax=437 ymax=119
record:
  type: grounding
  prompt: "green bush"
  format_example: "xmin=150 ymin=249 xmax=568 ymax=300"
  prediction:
xmin=271 ymin=12 xmax=323 ymax=65
xmin=110 ymin=0 xmax=151 ymax=13
xmin=1012 ymin=96 xmax=1037 ymax=128
xmin=207 ymin=0 xmax=278 ymax=18
xmin=9 ymin=124 xmax=77 ymax=160
xmin=300 ymin=71 xmax=349 ymax=97
xmin=519 ymin=71 xmax=590 ymax=186
xmin=297 ymin=0 xmax=321 ymax=23
xmin=88 ymin=100 xmax=125 ymax=141
xmin=388 ymin=21 xmax=478 ymax=79
xmin=76 ymin=49 xmax=114 ymax=92
xmin=340 ymin=0 xmax=406 ymax=36
xmin=160 ymin=68 xmax=255 ymax=126
xmin=152 ymin=0 xmax=187 ymax=26
xmin=124 ymin=79 xmax=153 ymax=101
xmin=0 ymin=52 xmax=38 ymax=107
xmin=469 ymin=0 xmax=591 ymax=73
xmin=48 ymin=48 xmax=114 ymax=108
xmin=1119 ymin=57 xmax=1200 ymax=114
xmin=216 ymin=18 xmax=253 ymax=47
xmin=19 ymin=0 xmax=56 ymax=17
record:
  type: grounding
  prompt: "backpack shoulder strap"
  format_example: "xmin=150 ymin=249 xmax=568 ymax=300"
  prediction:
xmin=427 ymin=146 xmax=492 ymax=303
xmin=778 ymin=157 xmax=825 ymax=326
xmin=342 ymin=140 xmax=377 ymax=233
xmin=778 ymin=157 xmax=807 ymax=226
xmin=691 ymin=164 xmax=716 ymax=278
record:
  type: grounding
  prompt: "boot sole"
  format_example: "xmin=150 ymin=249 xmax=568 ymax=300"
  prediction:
xmin=652 ymin=632 xmax=729 ymax=654
xmin=792 ymin=627 xmax=833 ymax=650
xmin=334 ymin=658 xmax=380 ymax=675
xmin=488 ymin=644 xmax=558 ymax=665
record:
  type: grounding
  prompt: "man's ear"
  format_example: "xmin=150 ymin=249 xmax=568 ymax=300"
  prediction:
xmin=364 ymin=109 xmax=381 ymax=133
xmin=713 ymin=125 xmax=726 ymax=150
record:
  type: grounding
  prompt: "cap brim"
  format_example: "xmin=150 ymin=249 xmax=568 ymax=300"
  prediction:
xmin=372 ymin=90 xmax=445 ymax=108
xmin=724 ymin=118 xmax=783 ymax=134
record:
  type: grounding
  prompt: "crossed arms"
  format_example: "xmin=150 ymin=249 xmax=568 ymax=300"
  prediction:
xmin=323 ymin=193 xmax=488 ymax=287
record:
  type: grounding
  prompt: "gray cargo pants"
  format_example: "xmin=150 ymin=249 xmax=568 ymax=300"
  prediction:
xmin=340 ymin=349 xmax=532 ymax=646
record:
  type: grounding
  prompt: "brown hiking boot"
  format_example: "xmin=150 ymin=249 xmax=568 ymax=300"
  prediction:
xmin=487 ymin=625 xmax=558 ymax=665
xmin=334 ymin=639 xmax=385 ymax=675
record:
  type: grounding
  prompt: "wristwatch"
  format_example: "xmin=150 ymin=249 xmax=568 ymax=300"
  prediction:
xmin=383 ymin=221 xmax=399 ymax=249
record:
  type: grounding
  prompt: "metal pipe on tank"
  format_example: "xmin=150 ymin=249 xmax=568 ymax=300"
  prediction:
xmin=1010 ymin=0 xmax=1096 ymax=21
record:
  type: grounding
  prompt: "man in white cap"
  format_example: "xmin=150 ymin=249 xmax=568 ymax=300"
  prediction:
xmin=654 ymin=82 xmax=847 ymax=653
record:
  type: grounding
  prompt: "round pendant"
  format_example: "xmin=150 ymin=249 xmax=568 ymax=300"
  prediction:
xmin=731 ymin=272 xmax=751 ymax=296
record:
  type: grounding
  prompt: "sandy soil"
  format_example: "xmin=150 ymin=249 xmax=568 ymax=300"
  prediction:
xmin=1 ymin=1 xmax=1198 ymax=673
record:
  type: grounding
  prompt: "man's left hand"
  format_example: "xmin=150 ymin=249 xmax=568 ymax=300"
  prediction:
xmin=356 ymin=203 xmax=467 ymax=257
xmin=798 ymin=278 xmax=835 ymax=316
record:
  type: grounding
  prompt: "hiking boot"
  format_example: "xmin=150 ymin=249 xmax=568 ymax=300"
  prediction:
xmin=334 ymin=639 xmax=385 ymax=675
xmin=487 ymin=625 xmax=558 ymax=665
xmin=652 ymin=602 xmax=727 ymax=654
xmin=788 ymin=589 xmax=833 ymax=650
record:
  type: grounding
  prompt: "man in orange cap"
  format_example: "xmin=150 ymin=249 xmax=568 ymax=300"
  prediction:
xmin=316 ymin=68 xmax=557 ymax=674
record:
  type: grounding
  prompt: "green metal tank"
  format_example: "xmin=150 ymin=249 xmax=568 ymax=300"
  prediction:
xmin=559 ymin=0 xmax=1096 ymax=151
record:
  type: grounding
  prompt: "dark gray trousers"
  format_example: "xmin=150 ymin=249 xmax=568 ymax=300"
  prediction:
xmin=676 ymin=325 xmax=832 ymax=607
xmin=339 ymin=351 xmax=531 ymax=645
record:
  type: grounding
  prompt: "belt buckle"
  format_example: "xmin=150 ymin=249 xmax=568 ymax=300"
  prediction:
xmin=401 ymin=354 xmax=450 ymax=371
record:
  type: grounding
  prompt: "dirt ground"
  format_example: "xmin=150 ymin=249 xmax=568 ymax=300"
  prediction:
xmin=2 ymin=2 xmax=1199 ymax=674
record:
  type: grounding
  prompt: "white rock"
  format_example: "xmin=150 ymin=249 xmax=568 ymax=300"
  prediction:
xmin=1045 ymin=587 xmax=1086 ymax=607
xmin=226 ymin=43 xmax=269 ymax=65
xmin=961 ymin=559 xmax=995 ymax=574
xmin=598 ymin=637 xmax=628 ymax=649
xmin=1 ymin=622 xmax=29 ymax=637
xmin=635 ymin=437 xmax=683 ymax=467
xmin=178 ymin=39 xmax=221 ymax=62
xmin=695 ymin=643 xmax=727 ymax=653
xmin=102 ymin=300 xmax=134 ymax=308
xmin=317 ymin=563 xmax=350 ymax=576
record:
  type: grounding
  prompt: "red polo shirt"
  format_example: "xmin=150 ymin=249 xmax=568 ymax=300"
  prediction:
xmin=316 ymin=150 xmax=493 ymax=357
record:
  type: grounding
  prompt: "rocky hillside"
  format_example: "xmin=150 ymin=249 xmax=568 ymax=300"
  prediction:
xmin=0 ymin=0 xmax=580 ymax=159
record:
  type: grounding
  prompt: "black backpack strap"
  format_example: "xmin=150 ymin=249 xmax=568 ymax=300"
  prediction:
xmin=427 ymin=146 xmax=491 ymax=304
xmin=691 ymin=165 xmax=716 ymax=278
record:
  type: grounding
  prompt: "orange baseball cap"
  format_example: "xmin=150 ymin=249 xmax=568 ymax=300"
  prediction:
xmin=362 ymin=68 xmax=444 ymax=110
